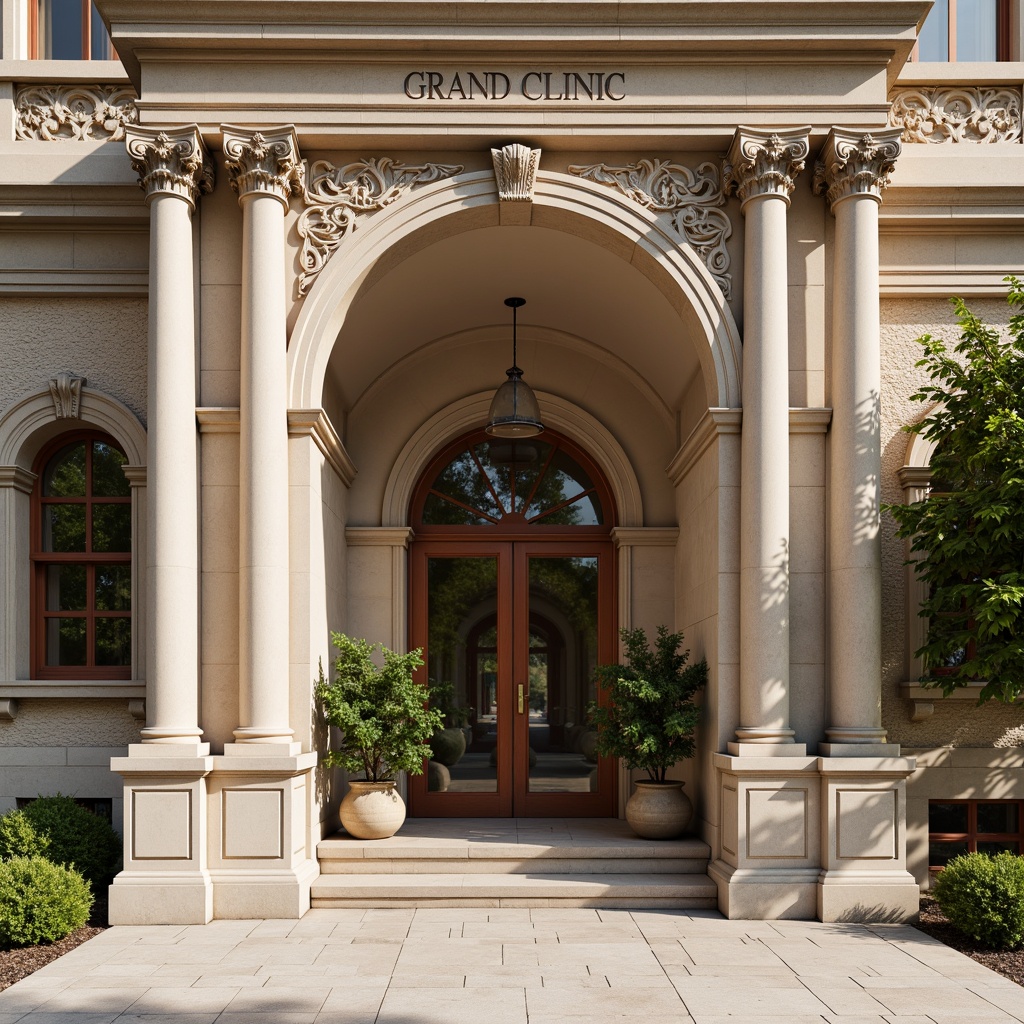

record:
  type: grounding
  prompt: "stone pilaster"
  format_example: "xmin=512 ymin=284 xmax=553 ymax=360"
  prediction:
xmin=724 ymin=127 xmax=810 ymax=749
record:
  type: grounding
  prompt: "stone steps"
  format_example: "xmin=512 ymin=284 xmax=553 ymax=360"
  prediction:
xmin=312 ymin=818 xmax=717 ymax=909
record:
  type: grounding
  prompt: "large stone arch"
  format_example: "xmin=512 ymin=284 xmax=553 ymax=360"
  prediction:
xmin=287 ymin=169 xmax=742 ymax=411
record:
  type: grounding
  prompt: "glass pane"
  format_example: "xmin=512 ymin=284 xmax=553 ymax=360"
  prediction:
xmin=92 ymin=442 xmax=129 ymax=497
xmin=978 ymin=840 xmax=1020 ymax=856
xmin=930 ymin=839 xmax=969 ymax=867
xmin=95 ymin=564 xmax=130 ymax=611
xmin=45 ymin=617 xmax=86 ymax=666
xmin=918 ymin=0 xmax=950 ymax=61
xmin=36 ymin=0 xmax=85 ymax=60
xmin=958 ymin=0 xmax=998 ymax=61
xmin=432 ymin=449 xmax=504 ymax=521
xmin=527 ymin=556 xmax=600 ymax=793
xmin=42 ymin=442 xmax=86 ymax=497
xmin=978 ymin=802 xmax=1019 ymax=835
xmin=526 ymin=448 xmax=603 ymax=525
xmin=930 ymin=802 xmax=969 ymax=834
xmin=95 ymin=617 xmax=130 ymax=667
xmin=427 ymin=557 xmax=499 ymax=794
xmin=43 ymin=505 xmax=86 ymax=552
xmin=46 ymin=565 xmax=86 ymax=611
xmin=532 ymin=492 xmax=603 ymax=527
xmin=422 ymin=492 xmax=494 ymax=526
xmin=90 ymin=3 xmax=113 ymax=60
xmin=92 ymin=504 xmax=130 ymax=552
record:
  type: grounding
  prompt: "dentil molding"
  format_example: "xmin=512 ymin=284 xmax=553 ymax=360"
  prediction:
xmin=296 ymin=157 xmax=464 ymax=295
xmin=889 ymin=86 xmax=1022 ymax=144
xmin=813 ymin=127 xmax=902 ymax=209
xmin=723 ymin=126 xmax=811 ymax=206
xmin=15 ymin=84 xmax=137 ymax=142
xmin=125 ymin=124 xmax=214 ymax=206
xmin=568 ymin=158 xmax=733 ymax=299
xmin=222 ymin=124 xmax=303 ymax=204
xmin=492 ymin=143 xmax=541 ymax=201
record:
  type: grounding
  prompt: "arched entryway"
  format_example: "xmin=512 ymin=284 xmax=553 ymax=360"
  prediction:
xmin=408 ymin=428 xmax=617 ymax=817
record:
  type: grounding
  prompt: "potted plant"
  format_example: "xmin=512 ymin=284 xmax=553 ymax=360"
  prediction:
xmin=591 ymin=625 xmax=707 ymax=839
xmin=315 ymin=632 xmax=442 ymax=839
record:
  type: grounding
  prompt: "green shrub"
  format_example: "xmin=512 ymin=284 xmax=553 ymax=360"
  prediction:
xmin=22 ymin=795 xmax=121 ymax=887
xmin=0 ymin=856 xmax=93 ymax=948
xmin=0 ymin=810 xmax=49 ymax=861
xmin=933 ymin=851 xmax=1024 ymax=949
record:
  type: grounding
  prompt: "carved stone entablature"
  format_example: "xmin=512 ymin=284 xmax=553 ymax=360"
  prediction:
xmin=492 ymin=143 xmax=541 ymax=201
xmin=125 ymin=125 xmax=214 ymax=207
xmin=813 ymin=127 xmax=902 ymax=209
xmin=567 ymin=158 xmax=733 ymax=299
xmin=296 ymin=157 xmax=464 ymax=295
xmin=222 ymin=125 xmax=304 ymax=205
xmin=889 ymin=86 xmax=1022 ymax=144
xmin=49 ymin=373 xmax=85 ymax=419
xmin=15 ymin=84 xmax=138 ymax=142
xmin=723 ymin=127 xmax=811 ymax=206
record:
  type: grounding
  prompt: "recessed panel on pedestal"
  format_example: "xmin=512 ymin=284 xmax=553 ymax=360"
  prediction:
xmin=836 ymin=789 xmax=898 ymax=860
xmin=747 ymin=787 xmax=808 ymax=859
xmin=223 ymin=788 xmax=284 ymax=860
xmin=132 ymin=789 xmax=192 ymax=860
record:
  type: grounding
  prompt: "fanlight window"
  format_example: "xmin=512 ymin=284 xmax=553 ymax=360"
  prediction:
xmin=417 ymin=434 xmax=606 ymax=527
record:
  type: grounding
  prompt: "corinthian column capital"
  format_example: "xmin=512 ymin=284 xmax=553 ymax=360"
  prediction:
xmin=222 ymin=124 xmax=304 ymax=205
xmin=125 ymin=124 xmax=214 ymax=207
xmin=813 ymin=126 xmax=902 ymax=210
xmin=723 ymin=126 xmax=811 ymax=207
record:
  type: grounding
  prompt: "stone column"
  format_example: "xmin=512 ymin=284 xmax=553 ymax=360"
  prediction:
xmin=125 ymin=126 xmax=213 ymax=747
xmin=221 ymin=126 xmax=303 ymax=748
xmin=724 ymin=127 xmax=810 ymax=749
xmin=110 ymin=127 xmax=215 ymax=925
xmin=814 ymin=128 xmax=902 ymax=753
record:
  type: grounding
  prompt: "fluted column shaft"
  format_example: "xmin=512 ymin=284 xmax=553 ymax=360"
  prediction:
xmin=725 ymin=127 xmax=810 ymax=746
xmin=814 ymin=128 xmax=902 ymax=745
xmin=125 ymin=126 xmax=213 ymax=745
xmin=222 ymin=125 xmax=303 ymax=745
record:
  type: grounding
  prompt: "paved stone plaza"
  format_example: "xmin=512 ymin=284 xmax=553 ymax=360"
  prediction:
xmin=1 ymin=909 xmax=1023 ymax=1024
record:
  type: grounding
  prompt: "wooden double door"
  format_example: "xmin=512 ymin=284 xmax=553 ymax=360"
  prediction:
xmin=408 ymin=540 xmax=616 ymax=817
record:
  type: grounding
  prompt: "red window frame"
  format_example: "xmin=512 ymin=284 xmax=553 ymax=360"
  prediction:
xmin=928 ymin=799 xmax=1024 ymax=872
xmin=31 ymin=431 xmax=132 ymax=680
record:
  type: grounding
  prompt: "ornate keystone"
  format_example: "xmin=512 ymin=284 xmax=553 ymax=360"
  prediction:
xmin=491 ymin=143 xmax=541 ymax=202
xmin=125 ymin=124 xmax=214 ymax=207
xmin=48 ymin=373 xmax=85 ymax=419
xmin=222 ymin=125 xmax=303 ymax=205
xmin=16 ymin=84 xmax=137 ymax=142
xmin=296 ymin=157 xmax=464 ymax=294
xmin=813 ymin=127 xmax=902 ymax=209
xmin=569 ymin=158 xmax=733 ymax=299
xmin=723 ymin=126 xmax=811 ymax=206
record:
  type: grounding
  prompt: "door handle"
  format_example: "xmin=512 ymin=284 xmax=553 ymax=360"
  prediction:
xmin=518 ymin=684 xmax=525 ymax=714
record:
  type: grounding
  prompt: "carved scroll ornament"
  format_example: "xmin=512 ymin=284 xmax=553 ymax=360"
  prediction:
xmin=568 ymin=158 xmax=733 ymax=299
xmin=16 ymin=84 xmax=138 ymax=142
xmin=492 ymin=143 xmax=541 ymax=201
xmin=889 ymin=86 xmax=1022 ymax=144
xmin=297 ymin=157 xmax=464 ymax=295
xmin=49 ymin=373 xmax=85 ymax=419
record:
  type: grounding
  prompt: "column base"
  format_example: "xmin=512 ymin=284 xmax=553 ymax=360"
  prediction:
xmin=727 ymin=741 xmax=808 ymax=756
xmin=108 ymin=872 xmax=213 ymax=925
xmin=819 ymin=742 xmax=901 ymax=757
xmin=817 ymin=870 xmax=919 ymax=923
xmin=212 ymin=860 xmax=320 ymax=919
xmin=709 ymin=861 xmax=819 ymax=920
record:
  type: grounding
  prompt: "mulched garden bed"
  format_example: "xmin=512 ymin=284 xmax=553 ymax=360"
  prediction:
xmin=0 ymin=896 xmax=107 ymax=993
xmin=915 ymin=893 xmax=1024 ymax=986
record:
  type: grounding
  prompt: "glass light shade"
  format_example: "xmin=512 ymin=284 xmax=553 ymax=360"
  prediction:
xmin=485 ymin=368 xmax=544 ymax=438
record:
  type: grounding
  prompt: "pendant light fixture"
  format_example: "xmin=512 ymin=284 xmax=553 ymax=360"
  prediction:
xmin=485 ymin=296 xmax=544 ymax=438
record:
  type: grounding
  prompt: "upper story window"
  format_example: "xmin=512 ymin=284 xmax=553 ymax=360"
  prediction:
xmin=915 ymin=0 xmax=1011 ymax=61
xmin=32 ymin=433 xmax=131 ymax=679
xmin=29 ymin=0 xmax=115 ymax=60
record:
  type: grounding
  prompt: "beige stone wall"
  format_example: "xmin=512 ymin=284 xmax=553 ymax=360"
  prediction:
xmin=880 ymin=295 xmax=1024 ymax=748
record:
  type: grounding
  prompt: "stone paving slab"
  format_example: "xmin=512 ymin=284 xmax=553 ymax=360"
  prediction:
xmin=1 ymin=908 xmax=1023 ymax=1023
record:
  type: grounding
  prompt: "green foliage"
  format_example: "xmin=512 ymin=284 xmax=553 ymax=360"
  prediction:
xmin=22 ymin=795 xmax=122 ymax=887
xmin=0 ymin=856 xmax=93 ymax=949
xmin=933 ymin=851 xmax=1024 ymax=950
xmin=884 ymin=278 xmax=1024 ymax=701
xmin=428 ymin=680 xmax=472 ymax=728
xmin=590 ymin=626 xmax=707 ymax=783
xmin=0 ymin=810 xmax=50 ymax=861
xmin=315 ymin=633 xmax=444 ymax=782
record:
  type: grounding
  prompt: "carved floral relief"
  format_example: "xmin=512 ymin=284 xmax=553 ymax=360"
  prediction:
xmin=15 ymin=84 xmax=138 ymax=142
xmin=889 ymin=86 xmax=1022 ymax=144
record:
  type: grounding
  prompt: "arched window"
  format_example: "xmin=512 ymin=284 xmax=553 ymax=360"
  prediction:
xmin=31 ymin=433 xmax=131 ymax=679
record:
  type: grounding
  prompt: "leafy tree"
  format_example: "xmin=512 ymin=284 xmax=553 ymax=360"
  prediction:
xmin=885 ymin=277 xmax=1024 ymax=701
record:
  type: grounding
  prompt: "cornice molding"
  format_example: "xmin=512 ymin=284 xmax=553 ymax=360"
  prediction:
xmin=723 ymin=126 xmax=811 ymax=206
xmin=789 ymin=407 xmax=832 ymax=433
xmin=0 ymin=467 xmax=37 ymax=494
xmin=125 ymin=124 xmax=214 ymax=207
xmin=667 ymin=407 xmax=742 ymax=486
xmin=610 ymin=527 xmax=680 ymax=548
xmin=222 ymin=124 xmax=303 ymax=205
xmin=195 ymin=407 xmax=240 ymax=433
xmin=813 ymin=126 xmax=902 ymax=210
xmin=287 ymin=408 xmax=357 ymax=486
xmin=345 ymin=526 xmax=414 ymax=548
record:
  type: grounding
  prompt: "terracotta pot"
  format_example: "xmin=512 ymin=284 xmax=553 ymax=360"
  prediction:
xmin=625 ymin=780 xmax=692 ymax=840
xmin=339 ymin=780 xmax=406 ymax=840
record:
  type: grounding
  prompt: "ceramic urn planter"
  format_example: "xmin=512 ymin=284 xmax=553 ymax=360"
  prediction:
xmin=339 ymin=780 xmax=407 ymax=840
xmin=626 ymin=780 xmax=692 ymax=840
